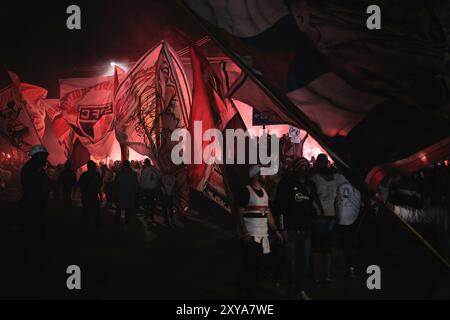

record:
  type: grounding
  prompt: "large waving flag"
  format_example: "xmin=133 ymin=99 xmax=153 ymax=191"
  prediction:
xmin=115 ymin=41 xmax=191 ymax=208
xmin=59 ymin=75 xmax=116 ymax=160
xmin=290 ymin=1 xmax=448 ymax=110
xmin=115 ymin=41 xmax=190 ymax=158
xmin=0 ymin=71 xmax=47 ymax=152
xmin=188 ymin=45 xmax=237 ymax=191
xmin=185 ymin=0 xmax=450 ymax=190
xmin=187 ymin=45 xmax=254 ymax=213
xmin=44 ymin=99 xmax=74 ymax=160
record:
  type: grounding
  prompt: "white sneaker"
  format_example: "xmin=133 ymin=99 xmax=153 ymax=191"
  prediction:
xmin=299 ymin=290 xmax=312 ymax=300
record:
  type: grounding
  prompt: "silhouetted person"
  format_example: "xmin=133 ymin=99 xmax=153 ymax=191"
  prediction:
xmin=140 ymin=158 xmax=160 ymax=224
xmin=115 ymin=160 xmax=139 ymax=225
xmin=310 ymin=153 xmax=346 ymax=282
xmin=335 ymin=177 xmax=361 ymax=279
xmin=58 ymin=162 xmax=77 ymax=208
xmin=79 ymin=161 xmax=102 ymax=227
xmin=275 ymin=157 xmax=319 ymax=300
xmin=20 ymin=145 xmax=50 ymax=277
xmin=161 ymin=173 xmax=176 ymax=226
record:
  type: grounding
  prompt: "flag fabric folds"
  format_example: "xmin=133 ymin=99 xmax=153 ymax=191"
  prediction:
xmin=69 ymin=138 xmax=91 ymax=170
xmin=115 ymin=41 xmax=191 ymax=159
xmin=188 ymin=45 xmax=236 ymax=191
xmin=186 ymin=0 xmax=450 ymax=190
xmin=115 ymin=41 xmax=191 ymax=209
xmin=187 ymin=45 xmax=254 ymax=212
xmin=44 ymin=99 xmax=74 ymax=160
xmin=59 ymin=75 xmax=116 ymax=160
xmin=0 ymin=71 xmax=47 ymax=153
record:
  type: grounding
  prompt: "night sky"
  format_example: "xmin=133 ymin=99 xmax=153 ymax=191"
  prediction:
xmin=0 ymin=0 xmax=208 ymax=97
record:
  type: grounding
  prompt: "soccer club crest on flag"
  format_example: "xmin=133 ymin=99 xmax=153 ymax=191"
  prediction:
xmin=60 ymin=76 xmax=116 ymax=159
xmin=76 ymin=103 xmax=114 ymax=141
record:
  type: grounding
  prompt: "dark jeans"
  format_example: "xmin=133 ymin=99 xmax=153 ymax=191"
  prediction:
xmin=238 ymin=240 xmax=264 ymax=299
xmin=82 ymin=201 xmax=101 ymax=227
xmin=312 ymin=217 xmax=335 ymax=254
xmin=337 ymin=224 xmax=357 ymax=268
xmin=115 ymin=207 xmax=135 ymax=224
xmin=286 ymin=230 xmax=311 ymax=292
xmin=162 ymin=194 xmax=174 ymax=225
xmin=270 ymin=238 xmax=285 ymax=284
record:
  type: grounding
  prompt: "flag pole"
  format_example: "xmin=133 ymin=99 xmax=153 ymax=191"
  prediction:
xmin=380 ymin=199 xmax=449 ymax=268
xmin=177 ymin=0 xmax=449 ymax=269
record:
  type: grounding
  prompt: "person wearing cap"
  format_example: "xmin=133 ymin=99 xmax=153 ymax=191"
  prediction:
xmin=275 ymin=157 xmax=319 ymax=300
xmin=20 ymin=145 xmax=50 ymax=265
xmin=236 ymin=164 xmax=283 ymax=299
xmin=79 ymin=160 xmax=102 ymax=228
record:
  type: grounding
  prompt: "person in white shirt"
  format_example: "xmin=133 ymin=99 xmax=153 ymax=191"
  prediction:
xmin=236 ymin=165 xmax=283 ymax=299
xmin=309 ymin=153 xmax=346 ymax=282
xmin=335 ymin=178 xmax=361 ymax=278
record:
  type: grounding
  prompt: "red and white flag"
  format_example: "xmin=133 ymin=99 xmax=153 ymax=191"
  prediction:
xmin=59 ymin=75 xmax=116 ymax=160
xmin=188 ymin=45 xmax=237 ymax=191
xmin=43 ymin=99 xmax=74 ymax=159
xmin=187 ymin=0 xmax=450 ymax=190
xmin=0 ymin=71 xmax=47 ymax=152
xmin=115 ymin=41 xmax=191 ymax=208
xmin=115 ymin=41 xmax=191 ymax=158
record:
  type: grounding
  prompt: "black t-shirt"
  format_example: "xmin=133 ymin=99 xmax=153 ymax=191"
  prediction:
xmin=274 ymin=176 xmax=317 ymax=231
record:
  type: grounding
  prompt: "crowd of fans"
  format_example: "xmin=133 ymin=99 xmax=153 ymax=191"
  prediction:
xmin=33 ymin=157 xmax=178 ymax=228
xmin=235 ymin=153 xmax=450 ymax=300
xmin=9 ymin=143 xmax=450 ymax=300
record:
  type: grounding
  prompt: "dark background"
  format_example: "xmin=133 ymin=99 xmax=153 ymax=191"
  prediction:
xmin=0 ymin=0 xmax=208 ymax=97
